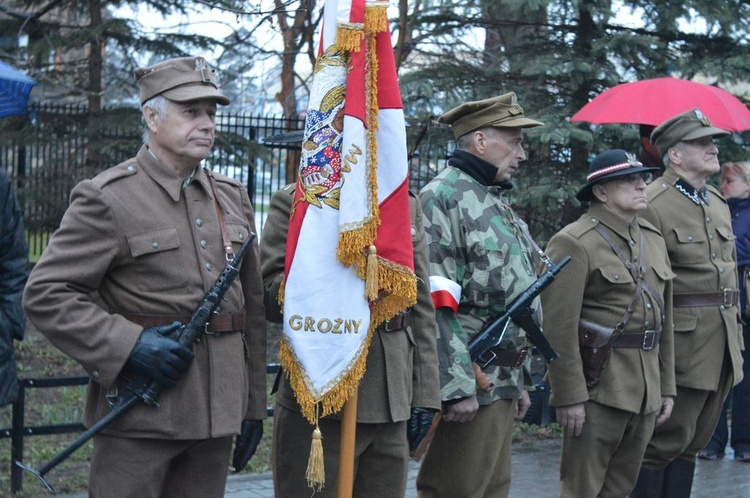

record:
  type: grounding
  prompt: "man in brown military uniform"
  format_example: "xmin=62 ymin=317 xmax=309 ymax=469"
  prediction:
xmin=542 ymin=149 xmax=676 ymax=498
xmin=631 ymin=109 xmax=744 ymax=497
xmin=261 ymin=184 xmax=441 ymax=497
xmin=23 ymin=56 xmax=267 ymax=498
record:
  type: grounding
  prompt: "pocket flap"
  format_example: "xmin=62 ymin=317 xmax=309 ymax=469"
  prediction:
xmin=127 ymin=228 xmax=180 ymax=258
xmin=673 ymin=227 xmax=707 ymax=244
xmin=597 ymin=265 xmax=630 ymax=285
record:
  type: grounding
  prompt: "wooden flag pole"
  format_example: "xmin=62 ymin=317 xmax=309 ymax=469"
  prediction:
xmin=337 ymin=388 xmax=358 ymax=498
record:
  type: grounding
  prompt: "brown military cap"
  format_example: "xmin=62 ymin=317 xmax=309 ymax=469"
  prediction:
xmin=134 ymin=56 xmax=230 ymax=106
xmin=438 ymin=92 xmax=544 ymax=139
xmin=650 ymin=108 xmax=729 ymax=157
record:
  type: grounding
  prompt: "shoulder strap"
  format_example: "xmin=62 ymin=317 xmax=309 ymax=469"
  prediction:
xmin=593 ymin=225 xmax=664 ymax=333
xmin=206 ymin=170 xmax=235 ymax=260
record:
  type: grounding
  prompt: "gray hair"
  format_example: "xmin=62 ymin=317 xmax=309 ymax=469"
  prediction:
xmin=141 ymin=95 xmax=169 ymax=143
xmin=456 ymin=127 xmax=495 ymax=151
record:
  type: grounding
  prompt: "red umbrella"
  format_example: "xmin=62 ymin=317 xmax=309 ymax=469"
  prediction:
xmin=570 ymin=77 xmax=750 ymax=132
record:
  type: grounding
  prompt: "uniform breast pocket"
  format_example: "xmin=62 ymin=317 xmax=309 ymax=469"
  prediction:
xmin=671 ymin=227 xmax=708 ymax=265
xmin=127 ymin=228 xmax=187 ymax=292
xmin=716 ymin=225 xmax=736 ymax=262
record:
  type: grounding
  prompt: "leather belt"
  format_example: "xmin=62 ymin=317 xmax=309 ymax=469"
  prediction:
xmin=673 ymin=289 xmax=739 ymax=308
xmin=613 ymin=330 xmax=660 ymax=351
xmin=381 ymin=310 xmax=412 ymax=331
xmin=484 ymin=348 xmax=528 ymax=368
xmin=122 ymin=312 xmax=246 ymax=334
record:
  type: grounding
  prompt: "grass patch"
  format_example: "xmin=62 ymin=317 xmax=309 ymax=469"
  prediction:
xmin=0 ymin=323 xmax=280 ymax=496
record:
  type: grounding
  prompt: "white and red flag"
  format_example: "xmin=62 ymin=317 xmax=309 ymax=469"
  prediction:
xmin=278 ymin=0 xmax=416 ymax=484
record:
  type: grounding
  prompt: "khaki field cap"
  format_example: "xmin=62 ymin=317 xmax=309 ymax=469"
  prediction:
xmin=438 ymin=92 xmax=544 ymax=139
xmin=650 ymin=108 xmax=729 ymax=157
xmin=134 ymin=56 xmax=230 ymax=106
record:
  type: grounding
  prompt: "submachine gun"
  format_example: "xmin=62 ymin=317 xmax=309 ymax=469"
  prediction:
xmin=16 ymin=233 xmax=256 ymax=493
xmin=468 ymin=256 xmax=571 ymax=368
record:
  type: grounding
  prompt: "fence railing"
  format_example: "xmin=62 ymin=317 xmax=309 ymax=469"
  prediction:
xmin=1 ymin=103 xmax=451 ymax=257
xmin=1 ymin=364 xmax=281 ymax=494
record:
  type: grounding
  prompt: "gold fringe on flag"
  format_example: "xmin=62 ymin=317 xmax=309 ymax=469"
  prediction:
xmin=364 ymin=1 xmax=389 ymax=33
xmin=278 ymin=328 xmax=374 ymax=423
xmin=335 ymin=22 xmax=365 ymax=52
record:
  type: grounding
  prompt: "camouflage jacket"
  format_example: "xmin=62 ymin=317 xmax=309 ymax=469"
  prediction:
xmin=420 ymin=154 xmax=539 ymax=405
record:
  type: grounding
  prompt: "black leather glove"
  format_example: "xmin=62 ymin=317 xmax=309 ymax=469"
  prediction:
xmin=407 ymin=407 xmax=436 ymax=453
xmin=232 ymin=419 xmax=264 ymax=472
xmin=125 ymin=322 xmax=193 ymax=388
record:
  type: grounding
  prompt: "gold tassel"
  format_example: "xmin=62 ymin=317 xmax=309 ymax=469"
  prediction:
xmin=365 ymin=245 xmax=379 ymax=301
xmin=306 ymin=421 xmax=325 ymax=491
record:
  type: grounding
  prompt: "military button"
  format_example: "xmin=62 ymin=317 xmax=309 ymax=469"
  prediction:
xmin=646 ymin=303 xmax=652 ymax=309
xmin=411 ymin=226 xmax=417 ymax=237
xmin=629 ymin=239 xmax=636 ymax=246
xmin=614 ymin=275 xmax=620 ymax=281
xmin=196 ymin=218 xmax=203 ymax=227
xmin=706 ymin=217 xmax=711 ymax=223
xmin=126 ymin=166 xmax=135 ymax=173
xmin=709 ymin=235 xmax=714 ymax=241
xmin=239 ymin=232 xmax=245 ymax=240
xmin=151 ymin=241 xmax=159 ymax=249
xmin=200 ymin=239 xmax=207 ymax=248
xmin=711 ymin=253 xmax=716 ymax=259
xmin=590 ymin=218 xmax=597 ymax=223
xmin=644 ymin=321 xmax=650 ymax=327
xmin=205 ymin=262 xmax=212 ymax=271
xmin=687 ymin=236 xmax=693 ymax=242
xmin=720 ymin=268 xmax=725 ymax=274
xmin=92 ymin=370 xmax=100 ymax=380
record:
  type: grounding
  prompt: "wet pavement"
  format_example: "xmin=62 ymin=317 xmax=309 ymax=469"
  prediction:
xmin=51 ymin=437 xmax=750 ymax=497
xmin=223 ymin=438 xmax=750 ymax=497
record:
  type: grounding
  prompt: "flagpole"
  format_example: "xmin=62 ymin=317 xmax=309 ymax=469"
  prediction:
xmin=337 ymin=388 xmax=358 ymax=498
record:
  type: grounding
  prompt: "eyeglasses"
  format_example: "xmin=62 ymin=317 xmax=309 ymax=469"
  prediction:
xmin=617 ymin=172 xmax=653 ymax=185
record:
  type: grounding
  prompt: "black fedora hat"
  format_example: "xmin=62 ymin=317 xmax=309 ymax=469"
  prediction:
xmin=576 ymin=149 xmax=660 ymax=202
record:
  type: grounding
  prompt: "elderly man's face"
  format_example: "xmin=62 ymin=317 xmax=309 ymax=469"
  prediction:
xmin=479 ymin=127 xmax=526 ymax=183
xmin=147 ymin=98 xmax=217 ymax=173
xmin=674 ymin=136 xmax=721 ymax=176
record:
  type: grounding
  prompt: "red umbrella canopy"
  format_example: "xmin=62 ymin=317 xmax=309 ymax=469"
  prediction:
xmin=571 ymin=77 xmax=750 ymax=132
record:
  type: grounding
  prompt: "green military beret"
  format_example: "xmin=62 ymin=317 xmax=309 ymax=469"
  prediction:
xmin=134 ymin=56 xmax=230 ymax=106
xmin=650 ymin=108 xmax=729 ymax=157
xmin=437 ymin=92 xmax=544 ymax=139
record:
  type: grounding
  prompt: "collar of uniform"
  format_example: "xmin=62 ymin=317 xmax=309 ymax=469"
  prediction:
xmin=661 ymin=167 xmax=709 ymax=206
xmin=587 ymin=202 xmax=636 ymax=242
xmin=136 ymin=145 xmax=211 ymax=202
xmin=449 ymin=149 xmax=513 ymax=189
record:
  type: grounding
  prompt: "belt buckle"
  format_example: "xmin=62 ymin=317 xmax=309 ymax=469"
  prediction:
xmin=204 ymin=322 xmax=221 ymax=337
xmin=723 ymin=288 xmax=736 ymax=307
xmin=642 ymin=330 xmax=657 ymax=350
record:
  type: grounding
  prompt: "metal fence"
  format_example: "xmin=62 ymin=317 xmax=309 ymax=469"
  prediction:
xmin=0 ymin=103 xmax=449 ymax=256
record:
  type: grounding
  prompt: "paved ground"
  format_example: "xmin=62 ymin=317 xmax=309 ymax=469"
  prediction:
xmin=50 ymin=437 xmax=750 ymax=497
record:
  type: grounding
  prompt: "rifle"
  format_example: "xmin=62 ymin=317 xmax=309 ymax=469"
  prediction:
xmin=469 ymin=256 xmax=571 ymax=368
xmin=411 ymin=256 xmax=571 ymax=462
xmin=16 ymin=233 xmax=256 ymax=493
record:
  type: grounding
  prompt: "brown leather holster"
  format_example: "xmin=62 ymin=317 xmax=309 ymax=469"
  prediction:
xmin=578 ymin=319 xmax=616 ymax=389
